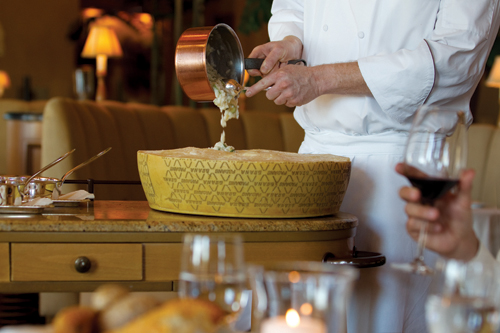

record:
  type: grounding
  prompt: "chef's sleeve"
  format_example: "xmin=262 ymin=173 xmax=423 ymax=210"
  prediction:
xmin=268 ymin=0 xmax=304 ymax=44
xmin=358 ymin=0 xmax=500 ymax=124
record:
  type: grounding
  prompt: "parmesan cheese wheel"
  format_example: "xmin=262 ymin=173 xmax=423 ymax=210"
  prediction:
xmin=137 ymin=147 xmax=351 ymax=218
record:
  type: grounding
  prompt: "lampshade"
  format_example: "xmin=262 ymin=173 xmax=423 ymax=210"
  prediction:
xmin=81 ymin=25 xmax=123 ymax=58
xmin=486 ymin=55 xmax=500 ymax=88
xmin=0 ymin=70 xmax=10 ymax=88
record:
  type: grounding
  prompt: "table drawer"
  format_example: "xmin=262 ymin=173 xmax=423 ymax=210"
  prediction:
xmin=11 ymin=243 xmax=143 ymax=282
xmin=144 ymin=240 xmax=351 ymax=281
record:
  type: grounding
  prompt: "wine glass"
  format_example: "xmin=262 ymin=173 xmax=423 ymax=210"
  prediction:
xmin=392 ymin=105 xmax=468 ymax=275
xmin=426 ymin=258 xmax=500 ymax=333
xmin=178 ymin=233 xmax=249 ymax=330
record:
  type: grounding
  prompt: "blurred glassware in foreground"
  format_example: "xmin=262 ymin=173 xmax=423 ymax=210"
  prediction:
xmin=248 ymin=262 xmax=358 ymax=333
xmin=426 ymin=258 xmax=500 ymax=333
xmin=178 ymin=234 xmax=248 ymax=332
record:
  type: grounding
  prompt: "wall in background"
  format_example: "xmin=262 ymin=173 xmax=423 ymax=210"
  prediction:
xmin=0 ymin=0 xmax=79 ymax=100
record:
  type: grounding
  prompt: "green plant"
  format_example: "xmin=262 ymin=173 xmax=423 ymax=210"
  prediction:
xmin=238 ymin=0 xmax=272 ymax=35
xmin=487 ymin=30 xmax=500 ymax=70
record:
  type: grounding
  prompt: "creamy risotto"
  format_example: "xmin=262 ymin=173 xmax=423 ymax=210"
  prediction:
xmin=207 ymin=61 xmax=240 ymax=152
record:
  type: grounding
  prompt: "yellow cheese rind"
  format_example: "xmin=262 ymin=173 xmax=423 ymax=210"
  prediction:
xmin=138 ymin=148 xmax=351 ymax=218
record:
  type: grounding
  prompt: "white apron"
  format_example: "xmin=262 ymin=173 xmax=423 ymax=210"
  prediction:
xmin=299 ymin=130 xmax=438 ymax=333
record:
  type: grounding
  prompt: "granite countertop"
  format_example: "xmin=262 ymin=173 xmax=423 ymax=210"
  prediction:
xmin=0 ymin=201 xmax=358 ymax=233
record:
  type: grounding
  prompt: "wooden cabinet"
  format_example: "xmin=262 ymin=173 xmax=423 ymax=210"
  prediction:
xmin=0 ymin=201 xmax=359 ymax=293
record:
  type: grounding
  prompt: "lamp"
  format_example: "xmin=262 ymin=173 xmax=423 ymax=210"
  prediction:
xmin=486 ymin=55 xmax=500 ymax=126
xmin=81 ymin=25 xmax=122 ymax=101
xmin=0 ymin=70 xmax=10 ymax=98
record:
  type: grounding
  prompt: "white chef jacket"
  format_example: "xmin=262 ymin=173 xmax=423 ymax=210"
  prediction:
xmin=267 ymin=1 xmax=500 ymax=332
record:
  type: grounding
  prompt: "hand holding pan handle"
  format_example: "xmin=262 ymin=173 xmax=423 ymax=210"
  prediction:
xmin=240 ymin=59 xmax=307 ymax=93
xmin=244 ymin=58 xmax=307 ymax=70
xmin=322 ymin=246 xmax=386 ymax=269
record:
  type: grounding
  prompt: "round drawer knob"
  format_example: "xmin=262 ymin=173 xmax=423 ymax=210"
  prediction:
xmin=74 ymin=256 xmax=91 ymax=273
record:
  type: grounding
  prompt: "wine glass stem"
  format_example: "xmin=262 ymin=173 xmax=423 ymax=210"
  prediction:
xmin=415 ymin=220 xmax=429 ymax=263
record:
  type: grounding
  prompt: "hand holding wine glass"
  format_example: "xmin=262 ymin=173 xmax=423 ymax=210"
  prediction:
xmin=392 ymin=105 xmax=468 ymax=275
xmin=178 ymin=234 xmax=248 ymax=331
xmin=397 ymin=165 xmax=479 ymax=261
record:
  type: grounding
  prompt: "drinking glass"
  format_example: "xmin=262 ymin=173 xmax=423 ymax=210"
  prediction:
xmin=178 ymin=233 xmax=248 ymax=330
xmin=247 ymin=262 xmax=358 ymax=333
xmin=426 ymin=258 xmax=500 ymax=333
xmin=392 ymin=105 xmax=468 ymax=275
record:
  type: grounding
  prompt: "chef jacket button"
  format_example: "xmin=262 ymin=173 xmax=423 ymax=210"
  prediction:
xmin=358 ymin=31 xmax=365 ymax=39
xmin=323 ymin=25 xmax=328 ymax=31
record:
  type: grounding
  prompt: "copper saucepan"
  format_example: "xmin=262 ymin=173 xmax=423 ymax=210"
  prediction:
xmin=175 ymin=23 xmax=306 ymax=102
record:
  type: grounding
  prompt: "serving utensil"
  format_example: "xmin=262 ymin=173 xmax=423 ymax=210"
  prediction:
xmin=23 ymin=148 xmax=76 ymax=195
xmin=224 ymin=79 xmax=245 ymax=96
xmin=52 ymin=147 xmax=112 ymax=199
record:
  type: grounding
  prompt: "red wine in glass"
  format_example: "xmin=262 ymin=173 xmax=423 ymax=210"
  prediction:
xmin=406 ymin=176 xmax=459 ymax=205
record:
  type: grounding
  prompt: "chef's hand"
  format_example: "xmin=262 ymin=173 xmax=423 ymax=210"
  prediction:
xmin=246 ymin=36 xmax=303 ymax=77
xmin=396 ymin=163 xmax=479 ymax=261
xmin=245 ymin=64 xmax=319 ymax=107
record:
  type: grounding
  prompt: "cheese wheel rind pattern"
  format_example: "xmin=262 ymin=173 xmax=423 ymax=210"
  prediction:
xmin=138 ymin=148 xmax=351 ymax=218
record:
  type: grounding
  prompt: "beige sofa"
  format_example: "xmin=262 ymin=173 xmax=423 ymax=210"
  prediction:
xmin=467 ymin=123 xmax=500 ymax=207
xmin=0 ymin=99 xmax=47 ymax=175
xmin=41 ymin=97 xmax=305 ymax=200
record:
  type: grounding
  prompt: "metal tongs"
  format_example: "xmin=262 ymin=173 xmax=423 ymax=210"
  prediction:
xmin=52 ymin=147 xmax=112 ymax=199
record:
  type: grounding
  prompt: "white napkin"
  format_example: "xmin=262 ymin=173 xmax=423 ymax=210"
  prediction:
xmin=21 ymin=197 xmax=53 ymax=206
xmin=58 ymin=190 xmax=95 ymax=200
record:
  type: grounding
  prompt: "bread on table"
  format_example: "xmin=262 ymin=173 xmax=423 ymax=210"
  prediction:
xmin=53 ymin=305 xmax=99 ymax=333
xmin=90 ymin=284 xmax=129 ymax=311
xmin=107 ymin=298 xmax=227 ymax=333
xmin=52 ymin=284 xmax=226 ymax=333
xmin=98 ymin=293 xmax=161 ymax=331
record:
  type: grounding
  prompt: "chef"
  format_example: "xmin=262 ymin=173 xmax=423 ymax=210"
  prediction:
xmin=244 ymin=1 xmax=500 ymax=332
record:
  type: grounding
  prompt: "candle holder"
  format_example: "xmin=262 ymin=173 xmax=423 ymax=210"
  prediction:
xmin=248 ymin=262 xmax=358 ymax=333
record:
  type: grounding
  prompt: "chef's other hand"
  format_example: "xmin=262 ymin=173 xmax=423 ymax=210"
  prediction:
xmin=247 ymin=36 xmax=303 ymax=77
xmin=396 ymin=163 xmax=479 ymax=261
xmin=245 ymin=64 xmax=319 ymax=107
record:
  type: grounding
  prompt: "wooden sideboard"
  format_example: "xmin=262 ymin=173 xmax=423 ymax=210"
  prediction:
xmin=0 ymin=201 xmax=358 ymax=294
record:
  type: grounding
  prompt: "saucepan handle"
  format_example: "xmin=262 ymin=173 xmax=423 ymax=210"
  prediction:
xmin=322 ymin=247 xmax=386 ymax=269
xmin=244 ymin=58 xmax=307 ymax=70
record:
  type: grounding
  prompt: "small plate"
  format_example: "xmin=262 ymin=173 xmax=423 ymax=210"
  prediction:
xmin=52 ymin=199 xmax=91 ymax=207
xmin=0 ymin=205 xmax=53 ymax=214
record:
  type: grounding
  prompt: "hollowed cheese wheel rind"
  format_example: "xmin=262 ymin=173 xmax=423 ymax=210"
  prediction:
xmin=138 ymin=148 xmax=351 ymax=218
